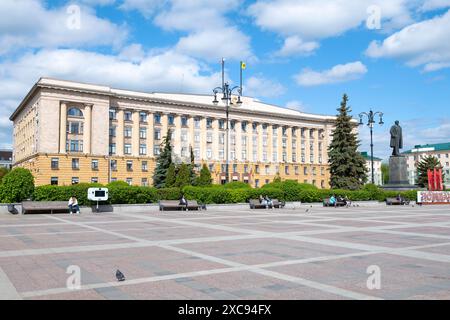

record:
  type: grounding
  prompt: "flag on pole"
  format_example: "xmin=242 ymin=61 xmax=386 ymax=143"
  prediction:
xmin=241 ymin=61 xmax=246 ymax=70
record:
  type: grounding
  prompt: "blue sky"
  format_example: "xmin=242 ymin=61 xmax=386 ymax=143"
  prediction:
xmin=1 ymin=0 xmax=450 ymax=160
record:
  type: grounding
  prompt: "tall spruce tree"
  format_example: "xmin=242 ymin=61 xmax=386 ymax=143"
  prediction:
xmin=189 ymin=145 xmax=197 ymax=185
xmin=197 ymin=163 xmax=212 ymax=186
xmin=328 ymin=94 xmax=368 ymax=189
xmin=152 ymin=129 xmax=172 ymax=188
xmin=417 ymin=155 xmax=444 ymax=187
xmin=165 ymin=163 xmax=176 ymax=187
xmin=175 ymin=163 xmax=191 ymax=188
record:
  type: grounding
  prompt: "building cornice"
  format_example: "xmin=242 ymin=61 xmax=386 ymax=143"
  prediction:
xmin=10 ymin=77 xmax=341 ymax=126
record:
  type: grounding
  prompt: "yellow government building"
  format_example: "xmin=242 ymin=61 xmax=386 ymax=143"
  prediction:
xmin=10 ymin=78 xmax=338 ymax=188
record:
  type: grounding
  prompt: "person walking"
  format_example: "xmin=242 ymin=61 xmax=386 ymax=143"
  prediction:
xmin=68 ymin=196 xmax=80 ymax=214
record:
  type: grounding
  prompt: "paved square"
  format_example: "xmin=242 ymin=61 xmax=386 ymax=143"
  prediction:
xmin=1 ymin=204 xmax=450 ymax=300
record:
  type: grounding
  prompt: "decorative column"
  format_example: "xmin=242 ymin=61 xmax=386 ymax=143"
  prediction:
xmin=277 ymin=126 xmax=283 ymax=163
xmin=212 ymin=118 xmax=219 ymax=161
xmin=200 ymin=117 xmax=206 ymax=161
xmin=132 ymin=110 xmax=140 ymax=156
xmin=84 ymin=104 xmax=92 ymax=154
xmin=258 ymin=123 xmax=263 ymax=163
xmin=173 ymin=114 xmax=181 ymax=157
xmin=147 ymin=112 xmax=154 ymax=158
xmin=59 ymin=101 xmax=67 ymax=153
xmin=287 ymin=126 xmax=292 ymax=164
xmin=235 ymin=120 xmax=242 ymax=163
xmin=268 ymin=124 xmax=273 ymax=165
xmin=116 ymin=109 xmax=124 ymax=156
xmin=188 ymin=116 xmax=195 ymax=159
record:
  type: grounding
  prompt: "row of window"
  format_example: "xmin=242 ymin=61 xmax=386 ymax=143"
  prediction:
xmin=107 ymin=143 xmax=322 ymax=163
xmin=51 ymin=158 xmax=150 ymax=171
xmin=50 ymin=176 xmax=149 ymax=186
xmin=109 ymin=109 xmax=325 ymax=137
xmin=50 ymin=157 xmax=326 ymax=176
xmin=51 ymin=176 xmax=326 ymax=188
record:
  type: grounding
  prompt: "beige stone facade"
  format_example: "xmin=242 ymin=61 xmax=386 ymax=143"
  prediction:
xmin=11 ymin=78 xmax=338 ymax=188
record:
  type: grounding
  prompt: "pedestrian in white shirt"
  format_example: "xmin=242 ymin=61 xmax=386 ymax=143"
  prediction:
xmin=68 ymin=196 xmax=80 ymax=214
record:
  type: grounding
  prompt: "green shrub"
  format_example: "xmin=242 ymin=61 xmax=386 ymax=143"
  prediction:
xmin=106 ymin=181 xmax=129 ymax=188
xmin=34 ymin=183 xmax=102 ymax=205
xmin=0 ymin=167 xmax=10 ymax=183
xmin=1 ymin=168 xmax=35 ymax=203
xmin=223 ymin=181 xmax=251 ymax=189
xmin=157 ymin=187 xmax=182 ymax=200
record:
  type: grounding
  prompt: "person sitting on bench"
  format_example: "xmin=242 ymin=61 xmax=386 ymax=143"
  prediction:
xmin=68 ymin=196 xmax=80 ymax=214
xmin=179 ymin=194 xmax=188 ymax=210
xmin=259 ymin=195 xmax=268 ymax=208
xmin=344 ymin=195 xmax=351 ymax=207
xmin=264 ymin=195 xmax=273 ymax=208
xmin=329 ymin=195 xmax=337 ymax=207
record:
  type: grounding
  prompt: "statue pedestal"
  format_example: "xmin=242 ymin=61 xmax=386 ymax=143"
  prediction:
xmin=382 ymin=156 xmax=417 ymax=191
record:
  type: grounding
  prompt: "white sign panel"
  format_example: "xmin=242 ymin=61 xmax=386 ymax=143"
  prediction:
xmin=87 ymin=188 xmax=109 ymax=201
xmin=417 ymin=191 xmax=450 ymax=204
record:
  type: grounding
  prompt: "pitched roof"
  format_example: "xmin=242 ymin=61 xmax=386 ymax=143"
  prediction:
xmin=402 ymin=142 xmax=450 ymax=154
xmin=360 ymin=151 xmax=382 ymax=161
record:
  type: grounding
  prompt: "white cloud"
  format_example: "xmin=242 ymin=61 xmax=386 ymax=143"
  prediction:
xmin=248 ymin=0 xmax=413 ymax=38
xmin=275 ymin=36 xmax=319 ymax=57
xmin=0 ymin=48 xmax=223 ymax=145
xmin=359 ymin=118 xmax=450 ymax=160
xmin=294 ymin=61 xmax=368 ymax=86
xmin=152 ymin=0 xmax=253 ymax=62
xmin=119 ymin=0 xmax=164 ymax=17
xmin=420 ymin=0 xmax=450 ymax=11
xmin=119 ymin=43 xmax=146 ymax=62
xmin=175 ymin=28 xmax=253 ymax=62
xmin=248 ymin=0 xmax=415 ymax=57
xmin=80 ymin=0 xmax=116 ymax=6
xmin=244 ymin=76 xmax=286 ymax=98
xmin=0 ymin=0 xmax=127 ymax=55
xmin=366 ymin=10 xmax=450 ymax=72
xmin=285 ymin=100 xmax=306 ymax=111
xmin=154 ymin=0 xmax=239 ymax=31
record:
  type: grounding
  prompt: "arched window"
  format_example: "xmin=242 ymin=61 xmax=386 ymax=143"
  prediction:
xmin=68 ymin=107 xmax=83 ymax=117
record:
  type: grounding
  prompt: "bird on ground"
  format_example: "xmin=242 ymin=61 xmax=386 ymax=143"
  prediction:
xmin=116 ymin=269 xmax=126 ymax=282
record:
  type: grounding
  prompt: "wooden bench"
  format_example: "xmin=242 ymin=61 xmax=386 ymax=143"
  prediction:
xmin=249 ymin=199 xmax=285 ymax=209
xmin=22 ymin=201 xmax=70 ymax=214
xmin=386 ymin=197 xmax=410 ymax=205
xmin=323 ymin=198 xmax=346 ymax=207
xmin=272 ymin=199 xmax=286 ymax=208
xmin=159 ymin=200 xmax=202 ymax=211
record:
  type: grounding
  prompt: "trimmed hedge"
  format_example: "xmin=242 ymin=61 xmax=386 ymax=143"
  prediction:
xmin=33 ymin=184 xmax=181 ymax=205
xmin=29 ymin=180 xmax=418 ymax=205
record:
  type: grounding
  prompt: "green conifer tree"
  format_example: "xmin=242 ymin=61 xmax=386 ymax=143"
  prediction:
xmin=175 ymin=163 xmax=191 ymax=188
xmin=417 ymin=155 xmax=444 ymax=187
xmin=328 ymin=94 xmax=368 ymax=189
xmin=165 ymin=163 xmax=176 ymax=187
xmin=189 ymin=145 xmax=197 ymax=185
xmin=152 ymin=129 xmax=172 ymax=188
xmin=196 ymin=163 xmax=212 ymax=186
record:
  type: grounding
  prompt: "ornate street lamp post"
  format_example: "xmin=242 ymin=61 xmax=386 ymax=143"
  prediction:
xmin=212 ymin=60 xmax=242 ymax=183
xmin=358 ymin=110 xmax=384 ymax=184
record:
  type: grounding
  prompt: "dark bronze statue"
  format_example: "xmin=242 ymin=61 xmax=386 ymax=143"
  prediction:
xmin=390 ymin=120 xmax=403 ymax=156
